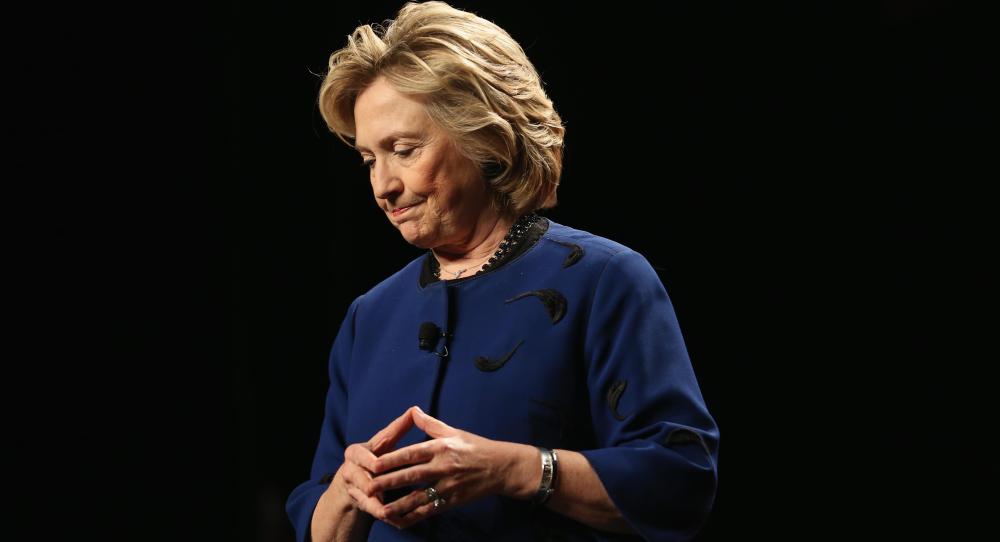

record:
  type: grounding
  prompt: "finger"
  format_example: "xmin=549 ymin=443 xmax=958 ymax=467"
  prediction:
xmin=382 ymin=477 xmax=461 ymax=530
xmin=382 ymin=488 xmax=428 ymax=527
xmin=383 ymin=479 xmax=455 ymax=518
xmin=411 ymin=406 xmax=455 ymax=439
xmin=347 ymin=485 xmax=388 ymax=521
xmin=389 ymin=494 xmax=445 ymax=530
xmin=341 ymin=460 xmax=383 ymax=499
xmin=371 ymin=463 xmax=439 ymax=494
xmin=344 ymin=442 xmax=380 ymax=474
xmin=373 ymin=440 xmax=437 ymax=474
xmin=369 ymin=406 xmax=420 ymax=455
xmin=381 ymin=488 xmax=423 ymax=518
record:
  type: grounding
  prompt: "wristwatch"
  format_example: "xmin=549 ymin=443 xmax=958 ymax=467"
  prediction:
xmin=532 ymin=447 xmax=559 ymax=505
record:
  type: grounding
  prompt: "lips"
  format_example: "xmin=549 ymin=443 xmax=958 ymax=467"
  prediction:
xmin=391 ymin=202 xmax=420 ymax=216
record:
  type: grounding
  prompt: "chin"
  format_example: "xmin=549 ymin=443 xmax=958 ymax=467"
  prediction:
xmin=397 ymin=222 xmax=433 ymax=248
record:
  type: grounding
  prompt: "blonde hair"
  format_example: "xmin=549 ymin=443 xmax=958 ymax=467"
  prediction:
xmin=317 ymin=1 xmax=565 ymax=217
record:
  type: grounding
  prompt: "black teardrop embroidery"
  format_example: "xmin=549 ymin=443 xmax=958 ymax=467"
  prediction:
xmin=607 ymin=379 xmax=628 ymax=421
xmin=505 ymin=289 xmax=567 ymax=324
xmin=474 ymin=339 xmax=524 ymax=372
xmin=665 ymin=428 xmax=712 ymax=457
xmin=551 ymin=239 xmax=585 ymax=268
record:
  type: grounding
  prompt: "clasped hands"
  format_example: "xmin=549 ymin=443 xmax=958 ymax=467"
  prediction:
xmin=339 ymin=405 xmax=526 ymax=530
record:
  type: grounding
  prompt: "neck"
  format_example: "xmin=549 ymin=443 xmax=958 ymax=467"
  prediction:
xmin=432 ymin=212 xmax=517 ymax=274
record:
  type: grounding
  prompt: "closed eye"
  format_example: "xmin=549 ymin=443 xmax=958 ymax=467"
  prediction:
xmin=360 ymin=148 xmax=413 ymax=170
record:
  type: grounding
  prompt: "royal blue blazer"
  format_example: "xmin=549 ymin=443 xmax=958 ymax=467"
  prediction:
xmin=286 ymin=218 xmax=719 ymax=541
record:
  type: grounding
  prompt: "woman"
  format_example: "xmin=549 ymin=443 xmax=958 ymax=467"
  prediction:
xmin=286 ymin=2 xmax=719 ymax=541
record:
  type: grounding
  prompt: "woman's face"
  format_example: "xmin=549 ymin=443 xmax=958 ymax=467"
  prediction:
xmin=353 ymin=75 xmax=492 ymax=250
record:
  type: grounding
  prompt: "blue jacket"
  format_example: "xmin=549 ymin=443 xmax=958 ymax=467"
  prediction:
xmin=286 ymin=218 xmax=719 ymax=541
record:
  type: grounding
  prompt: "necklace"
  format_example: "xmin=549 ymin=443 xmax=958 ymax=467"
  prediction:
xmin=432 ymin=213 xmax=541 ymax=281
xmin=437 ymin=256 xmax=491 ymax=279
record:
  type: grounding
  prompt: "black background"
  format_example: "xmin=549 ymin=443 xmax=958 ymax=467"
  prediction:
xmin=16 ymin=1 xmax=994 ymax=540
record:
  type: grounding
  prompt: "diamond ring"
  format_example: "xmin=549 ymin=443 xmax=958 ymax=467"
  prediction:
xmin=425 ymin=486 xmax=446 ymax=509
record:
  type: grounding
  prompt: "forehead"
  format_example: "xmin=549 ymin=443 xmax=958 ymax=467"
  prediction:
xmin=353 ymin=77 xmax=431 ymax=151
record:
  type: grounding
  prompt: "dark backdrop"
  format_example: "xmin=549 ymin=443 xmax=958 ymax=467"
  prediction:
xmin=18 ymin=1 xmax=993 ymax=540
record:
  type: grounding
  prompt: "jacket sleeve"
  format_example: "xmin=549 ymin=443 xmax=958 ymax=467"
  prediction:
xmin=577 ymin=250 xmax=719 ymax=542
xmin=285 ymin=294 xmax=364 ymax=542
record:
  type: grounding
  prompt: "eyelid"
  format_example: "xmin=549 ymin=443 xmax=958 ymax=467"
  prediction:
xmin=360 ymin=147 xmax=412 ymax=169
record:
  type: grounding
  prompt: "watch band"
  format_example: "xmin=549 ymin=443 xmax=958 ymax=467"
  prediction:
xmin=532 ymin=447 xmax=558 ymax=505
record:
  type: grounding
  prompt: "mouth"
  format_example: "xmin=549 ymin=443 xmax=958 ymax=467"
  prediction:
xmin=391 ymin=202 xmax=420 ymax=217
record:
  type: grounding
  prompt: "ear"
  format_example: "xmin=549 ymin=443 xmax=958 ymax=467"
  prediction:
xmin=482 ymin=160 xmax=504 ymax=180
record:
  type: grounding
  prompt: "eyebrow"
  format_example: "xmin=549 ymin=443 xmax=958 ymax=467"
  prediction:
xmin=354 ymin=131 xmax=422 ymax=152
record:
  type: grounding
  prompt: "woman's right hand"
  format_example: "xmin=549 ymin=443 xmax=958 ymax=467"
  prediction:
xmin=338 ymin=406 xmax=421 ymax=521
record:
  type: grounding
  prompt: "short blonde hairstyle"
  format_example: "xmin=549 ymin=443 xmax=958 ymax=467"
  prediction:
xmin=318 ymin=1 xmax=565 ymax=217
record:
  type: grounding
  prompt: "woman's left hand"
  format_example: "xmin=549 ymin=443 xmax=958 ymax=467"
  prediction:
xmin=366 ymin=405 xmax=522 ymax=530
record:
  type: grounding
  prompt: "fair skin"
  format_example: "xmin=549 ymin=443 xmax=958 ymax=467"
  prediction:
xmin=309 ymin=76 xmax=637 ymax=541
xmin=353 ymin=74 xmax=514 ymax=279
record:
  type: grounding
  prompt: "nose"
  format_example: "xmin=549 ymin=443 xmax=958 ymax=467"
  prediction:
xmin=371 ymin=158 xmax=403 ymax=201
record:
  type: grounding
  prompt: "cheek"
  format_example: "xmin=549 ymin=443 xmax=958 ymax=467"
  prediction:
xmin=415 ymin=158 xmax=480 ymax=215
xmin=446 ymin=176 xmax=486 ymax=208
xmin=428 ymin=186 xmax=465 ymax=218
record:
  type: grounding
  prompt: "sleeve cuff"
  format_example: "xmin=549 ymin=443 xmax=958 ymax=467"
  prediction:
xmin=285 ymin=480 xmax=330 ymax=542
xmin=579 ymin=439 xmax=717 ymax=542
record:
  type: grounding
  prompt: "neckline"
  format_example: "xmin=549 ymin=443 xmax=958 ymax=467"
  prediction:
xmin=418 ymin=216 xmax=550 ymax=288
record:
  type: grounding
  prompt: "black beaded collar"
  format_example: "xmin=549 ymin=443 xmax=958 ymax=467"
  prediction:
xmin=419 ymin=215 xmax=550 ymax=287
